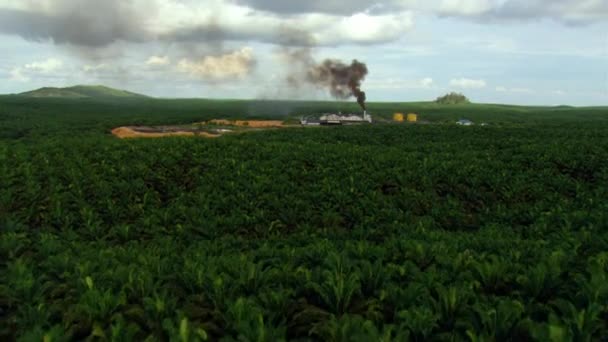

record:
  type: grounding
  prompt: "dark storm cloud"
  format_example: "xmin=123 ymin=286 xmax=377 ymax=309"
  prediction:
xmin=0 ymin=0 xmax=150 ymax=47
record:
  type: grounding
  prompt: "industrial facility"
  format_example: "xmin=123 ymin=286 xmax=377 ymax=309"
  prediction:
xmin=457 ymin=119 xmax=474 ymax=126
xmin=300 ymin=111 xmax=373 ymax=126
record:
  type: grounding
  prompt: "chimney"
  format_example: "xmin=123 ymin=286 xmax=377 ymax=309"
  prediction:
xmin=364 ymin=110 xmax=371 ymax=123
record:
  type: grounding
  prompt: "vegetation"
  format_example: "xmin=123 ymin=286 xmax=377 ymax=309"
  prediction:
xmin=1 ymin=96 xmax=608 ymax=340
xmin=19 ymin=85 xmax=148 ymax=99
xmin=436 ymin=92 xmax=471 ymax=105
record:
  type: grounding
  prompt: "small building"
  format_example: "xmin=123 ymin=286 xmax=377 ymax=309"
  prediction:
xmin=456 ymin=119 xmax=474 ymax=126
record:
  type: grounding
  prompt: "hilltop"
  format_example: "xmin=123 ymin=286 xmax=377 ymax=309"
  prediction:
xmin=19 ymin=85 xmax=148 ymax=99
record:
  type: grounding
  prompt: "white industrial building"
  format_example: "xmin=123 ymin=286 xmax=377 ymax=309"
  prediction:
xmin=456 ymin=119 xmax=474 ymax=126
xmin=301 ymin=111 xmax=372 ymax=125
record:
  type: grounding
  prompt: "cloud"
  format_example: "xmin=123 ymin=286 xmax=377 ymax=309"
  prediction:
xmin=419 ymin=77 xmax=434 ymax=88
xmin=330 ymin=12 xmax=413 ymax=45
xmin=9 ymin=67 xmax=29 ymax=82
xmin=496 ymin=86 xmax=534 ymax=93
xmin=493 ymin=0 xmax=608 ymax=23
xmin=0 ymin=0 xmax=414 ymax=49
xmin=162 ymin=5 xmax=414 ymax=47
xmin=82 ymin=63 xmax=128 ymax=76
xmin=83 ymin=63 xmax=110 ymax=72
xmin=177 ymin=47 xmax=256 ymax=81
xmin=24 ymin=58 xmax=63 ymax=73
xmin=0 ymin=0 xmax=151 ymax=47
xmin=439 ymin=0 xmax=493 ymax=16
xmin=433 ymin=0 xmax=608 ymax=24
xmin=450 ymin=78 xmax=487 ymax=89
xmin=0 ymin=0 xmax=605 ymax=54
xmin=9 ymin=58 xmax=64 ymax=82
xmin=230 ymin=0 xmax=380 ymax=15
xmin=367 ymin=77 xmax=435 ymax=90
xmin=239 ymin=0 xmax=608 ymax=24
xmin=146 ymin=56 xmax=171 ymax=67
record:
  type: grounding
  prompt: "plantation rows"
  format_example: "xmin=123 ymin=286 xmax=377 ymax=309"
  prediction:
xmin=2 ymin=122 xmax=608 ymax=340
xmin=2 ymin=96 xmax=608 ymax=141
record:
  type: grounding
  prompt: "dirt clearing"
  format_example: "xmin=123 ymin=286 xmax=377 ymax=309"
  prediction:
xmin=207 ymin=120 xmax=284 ymax=128
xmin=112 ymin=120 xmax=291 ymax=139
xmin=112 ymin=127 xmax=220 ymax=139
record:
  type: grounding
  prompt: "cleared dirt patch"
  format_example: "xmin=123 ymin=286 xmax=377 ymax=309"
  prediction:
xmin=112 ymin=120 xmax=290 ymax=139
xmin=208 ymin=120 xmax=284 ymax=128
xmin=112 ymin=126 xmax=220 ymax=139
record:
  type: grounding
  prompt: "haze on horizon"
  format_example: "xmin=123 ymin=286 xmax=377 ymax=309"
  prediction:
xmin=0 ymin=0 xmax=607 ymax=106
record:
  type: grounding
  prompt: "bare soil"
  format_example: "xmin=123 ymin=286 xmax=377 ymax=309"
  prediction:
xmin=207 ymin=120 xmax=284 ymax=128
xmin=112 ymin=120 xmax=289 ymax=139
xmin=111 ymin=126 xmax=220 ymax=139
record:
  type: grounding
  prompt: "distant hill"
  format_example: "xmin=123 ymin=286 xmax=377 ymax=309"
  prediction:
xmin=19 ymin=85 xmax=149 ymax=99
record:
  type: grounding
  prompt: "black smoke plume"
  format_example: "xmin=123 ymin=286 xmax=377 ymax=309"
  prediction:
xmin=281 ymin=45 xmax=369 ymax=110
xmin=307 ymin=59 xmax=368 ymax=110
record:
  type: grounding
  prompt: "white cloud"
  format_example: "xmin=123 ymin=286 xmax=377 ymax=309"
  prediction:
xmin=496 ymin=86 xmax=534 ymax=93
xmin=83 ymin=63 xmax=109 ymax=72
xmin=9 ymin=67 xmax=29 ymax=82
xmin=329 ymin=12 xmax=414 ymax=45
xmin=177 ymin=47 xmax=255 ymax=80
xmin=81 ymin=63 xmax=130 ymax=79
xmin=157 ymin=2 xmax=415 ymax=47
xmin=8 ymin=57 xmax=63 ymax=82
xmin=497 ymin=0 xmax=608 ymax=23
xmin=204 ymin=0 xmax=608 ymax=24
xmin=450 ymin=78 xmax=487 ymax=89
xmin=439 ymin=0 xmax=493 ymax=16
xmin=146 ymin=55 xmax=171 ymax=67
xmin=24 ymin=58 xmax=63 ymax=73
xmin=399 ymin=0 xmax=608 ymax=23
xmin=510 ymin=87 xmax=533 ymax=93
xmin=367 ymin=77 xmax=435 ymax=90
xmin=419 ymin=77 xmax=434 ymax=88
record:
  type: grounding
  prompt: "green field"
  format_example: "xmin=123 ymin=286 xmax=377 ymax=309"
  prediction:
xmin=1 ymin=96 xmax=608 ymax=341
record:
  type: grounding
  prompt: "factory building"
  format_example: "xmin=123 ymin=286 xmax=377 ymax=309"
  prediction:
xmin=300 ymin=111 xmax=372 ymax=125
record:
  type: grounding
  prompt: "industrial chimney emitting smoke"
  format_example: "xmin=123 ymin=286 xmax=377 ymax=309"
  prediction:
xmin=284 ymin=47 xmax=371 ymax=125
xmin=307 ymin=59 xmax=368 ymax=111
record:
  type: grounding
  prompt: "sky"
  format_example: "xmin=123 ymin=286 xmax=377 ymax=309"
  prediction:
xmin=0 ymin=0 xmax=607 ymax=106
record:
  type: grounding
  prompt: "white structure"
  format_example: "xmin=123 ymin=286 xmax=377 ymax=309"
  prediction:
xmin=456 ymin=119 xmax=474 ymax=126
xmin=301 ymin=111 xmax=372 ymax=125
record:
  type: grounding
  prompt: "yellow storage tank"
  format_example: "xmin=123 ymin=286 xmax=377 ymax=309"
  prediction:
xmin=407 ymin=113 xmax=418 ymax=122
xmin=393 ymin=113 xmax=404 ymax=122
